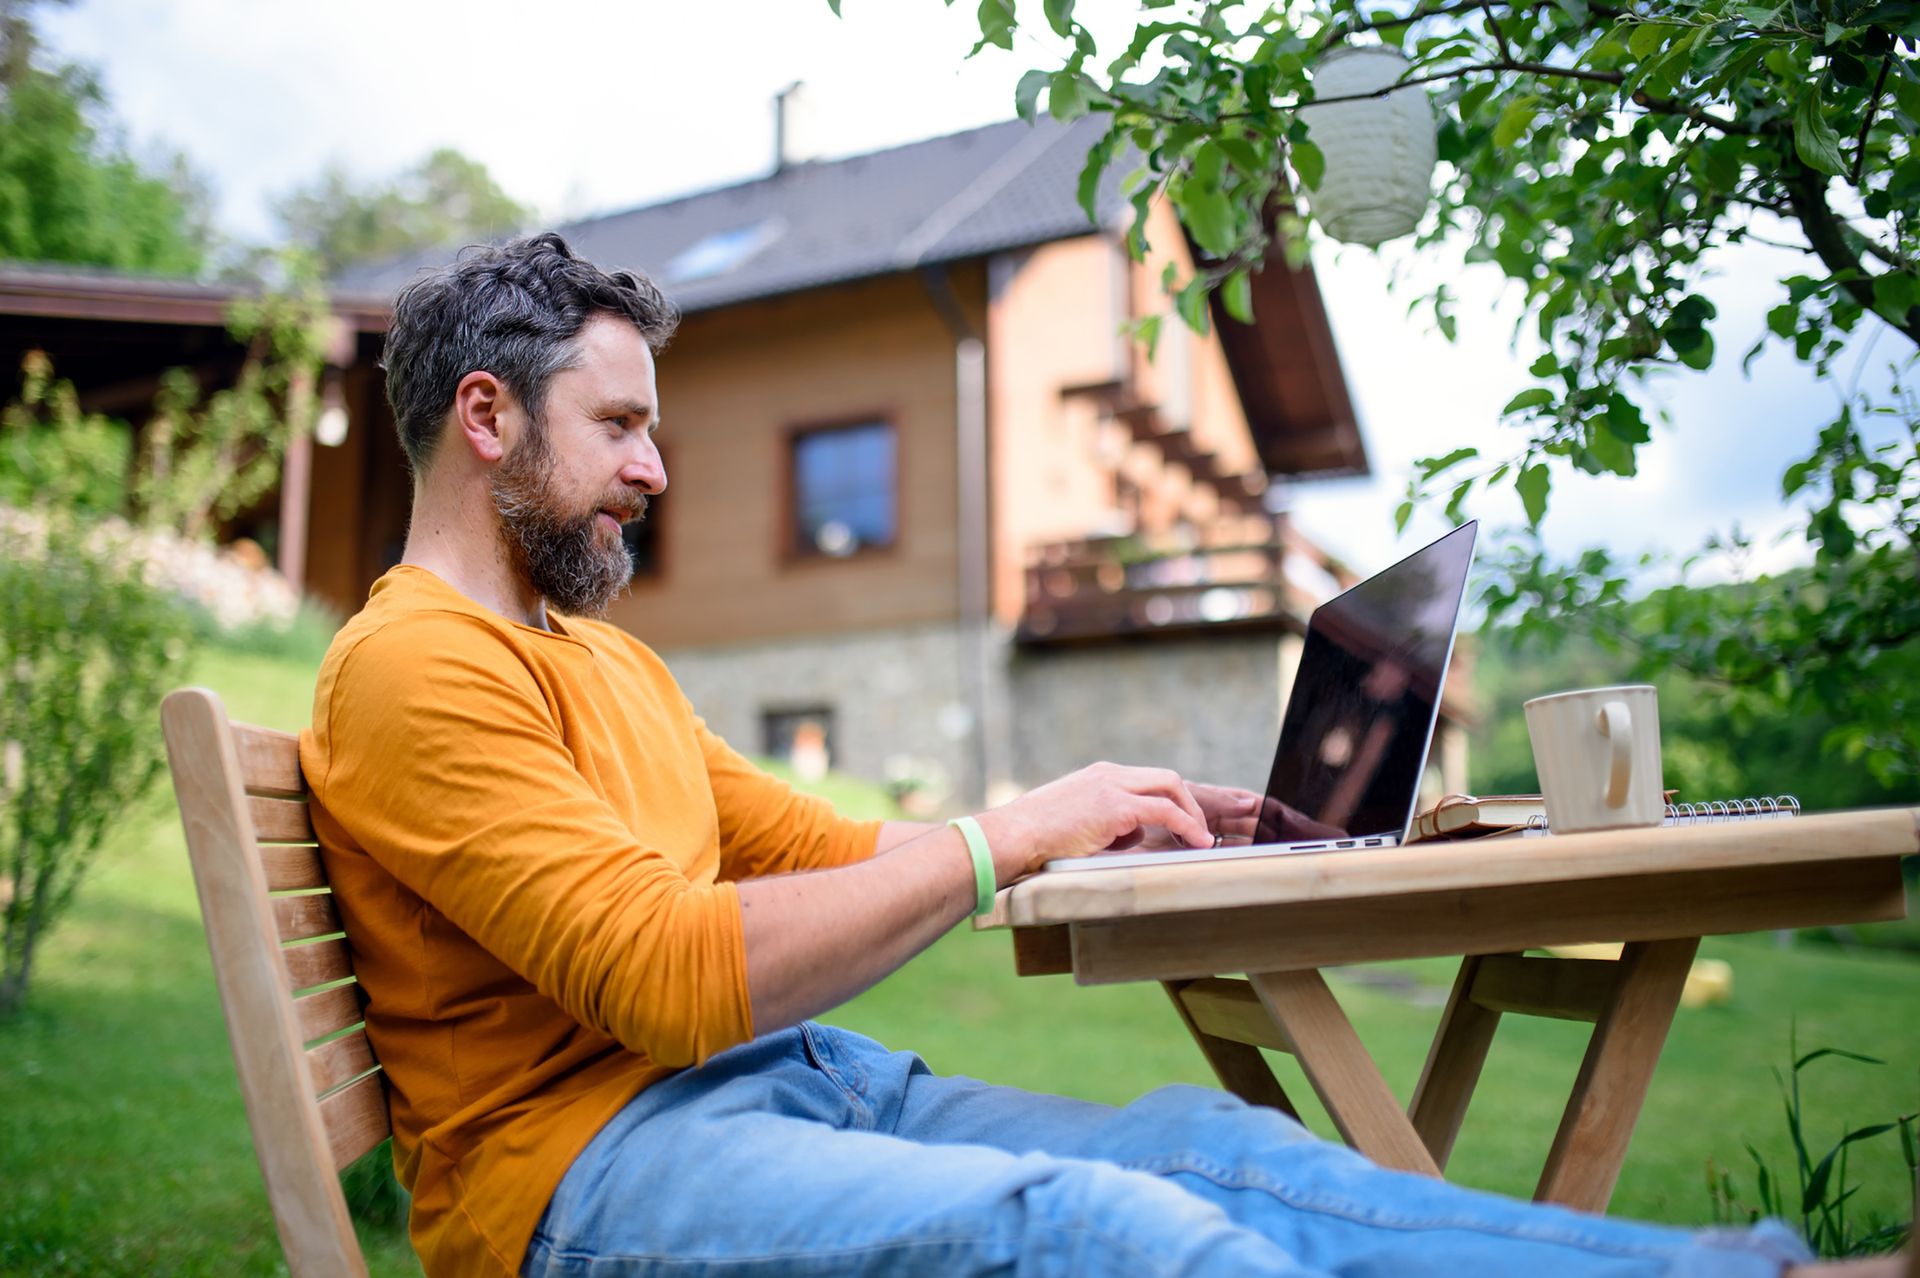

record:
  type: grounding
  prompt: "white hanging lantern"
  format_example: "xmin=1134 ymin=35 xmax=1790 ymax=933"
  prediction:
xmin=1296 ymin=45 xmax=1438 ymax=246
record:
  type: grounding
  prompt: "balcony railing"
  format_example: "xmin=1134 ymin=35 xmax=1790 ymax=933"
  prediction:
xmin=1019 ymin=518 xmax=1343 ymax=645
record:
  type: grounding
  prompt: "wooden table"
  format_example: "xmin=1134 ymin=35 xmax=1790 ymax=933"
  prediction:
xmin=974 ymin=806 xmax=1918 ymax=1213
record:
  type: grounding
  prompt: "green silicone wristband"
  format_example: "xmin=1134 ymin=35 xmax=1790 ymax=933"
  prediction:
xmin=948 ymin=815 xmax=997 ymax=917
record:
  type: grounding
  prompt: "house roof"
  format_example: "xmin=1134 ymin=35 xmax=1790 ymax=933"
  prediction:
xmin=3 ymin=117 xmax=1366 ymax=481
xmin=335 ymin=115 xmax=1367 ymax=480
xmin=335 ymin=116 xmax=1127 ymax=311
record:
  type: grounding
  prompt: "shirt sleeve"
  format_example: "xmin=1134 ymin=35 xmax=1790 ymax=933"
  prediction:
xmin=695 ymin=718 xmax=884 ymax=881
xmin=310 ymin=616 xmax=753 ymax=1068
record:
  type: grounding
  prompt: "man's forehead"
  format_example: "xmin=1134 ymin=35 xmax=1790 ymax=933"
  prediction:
xmin=560 ymin=316 xmax=659 ymax=409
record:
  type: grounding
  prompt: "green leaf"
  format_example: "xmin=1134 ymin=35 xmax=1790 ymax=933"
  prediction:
xmin=1134 ymin=313 xmax=1163 ymax=360
xmin=1048 ymin=70 xmax=1090 ymax=121
xmin=1794 ymin=1046 xmax=1886 ymax=1069
xmin=1015 ymin=69 xmax=1052 ymax=123
xmin=1178 ymin=183 xmax=1238 ymax=258
xmin=1044 ymin=0 xmax=1075 ymax=38
xmin=1627 ymin=21 xmax=1677 ymax=57
xmin=1516 ymin=463 xmax=1552 ymax=527
xmin=1419 ymin=447 xmax=1479 ymax=479
xmin=1174 ymin=277 xmax=1212 ymax=335
xmin=1444 ymin=479 xmax=1474 ymax=522
xmin=1766 ymin=303 xmax=1799 ymax=338
xmin=1674 ymin=330 xmax=1715 ymax=370
xmin=1872 ymin=270 xmax=1918 ymax=320
xmin=1394 ymin=499 xmax=1415 ymax=533
xmin=1793 ymin=93 xmax=1848 ymax=176
xmin=826 ymin=0 xmax=842 ymax=14
xmin=1588 ymin=420 xmax=1638 ymax=476
xmin=973 ymin=0 xmax=1017 ymax=52
xmin=1074 ymin=131 xmax=1116 ymax=224
xmin=1493 ymin=96 xmax=1542 ymax=149
xmin=1290 ymin=139 xmax=1326 ymax=191
xmin=1603 ymin=393 xmax=1650 ymax=443
xmin=1502 ymin=387 xmax=1555 ymax=414
xmin=1221 ymin=269 xmax=1254 ymax=325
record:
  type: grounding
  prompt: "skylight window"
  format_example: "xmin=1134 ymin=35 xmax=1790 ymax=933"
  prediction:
xmin=663 ymin=219 xmax=785 ymax=283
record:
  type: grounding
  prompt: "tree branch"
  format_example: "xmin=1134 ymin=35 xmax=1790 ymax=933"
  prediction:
xmin=1851 ymin=55 xmax=1891 ymax=188
xmin=1783 ymin=163 xmax=1920 ymax=347
xmin=1481 ymin=0 xmax=1517 ymax=61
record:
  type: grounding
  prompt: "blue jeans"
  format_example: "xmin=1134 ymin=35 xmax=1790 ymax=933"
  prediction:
xmin=522 ymin=1023 xmax=1808 ymax=1277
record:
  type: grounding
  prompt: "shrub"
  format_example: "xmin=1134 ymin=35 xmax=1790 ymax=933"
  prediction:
xmin=0 ymin=511 xmax=191 ymax=1015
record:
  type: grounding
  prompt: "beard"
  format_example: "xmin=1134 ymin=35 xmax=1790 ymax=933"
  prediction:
xmin=487 ymin=424 xmax=646 ymax=619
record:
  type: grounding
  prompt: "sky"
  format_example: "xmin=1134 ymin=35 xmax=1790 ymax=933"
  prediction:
xmin=38 ymin=0 xmax=1909 ymax=581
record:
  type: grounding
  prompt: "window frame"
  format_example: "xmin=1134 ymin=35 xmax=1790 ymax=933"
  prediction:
xmin=621 ymin=439 xmax=669 ymax=585
xmin=780 ymin=414 xmax=903 ymax=564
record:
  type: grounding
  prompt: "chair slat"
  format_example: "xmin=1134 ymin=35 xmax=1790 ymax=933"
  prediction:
xmin=306 ymin=1030 xmax=379 ymax=1098
xmin=294 ymin=984 xmax=365 ymax=1045
xmin=163 ymin=688 xmax=373 ymax=1277
xmin=260 ymin=844 xmax=327 ymax=891
xmin=283 ymin=938 xmax=354 ymax=993
xmin=233 ymin=722 xmax=305 ymax=797
xmin=319 ymin=1070 xmax=391 ymax=1172
xmin=250 ymin=796 xmax=316 ymax=843
xmin=273 ymin=893 xmax=343 ymax=943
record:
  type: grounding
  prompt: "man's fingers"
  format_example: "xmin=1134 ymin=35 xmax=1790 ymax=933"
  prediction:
xmin=1119 ymin=767 xmax=1209 ymax=839
xmin=1128 ymin=795 xmax=1211 ymax=849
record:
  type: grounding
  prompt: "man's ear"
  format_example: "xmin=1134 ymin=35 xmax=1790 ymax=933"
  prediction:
xmin=450 ymin=370 xmax=513 ymax=464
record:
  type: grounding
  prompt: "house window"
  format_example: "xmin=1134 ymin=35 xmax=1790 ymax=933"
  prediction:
xmin=622 ymin=495 xmax=662 ymax=578
xmin=790 ymin=421 xmax=896 ymax=558
xmin=761 ymin=705 xmax=836 ymax=781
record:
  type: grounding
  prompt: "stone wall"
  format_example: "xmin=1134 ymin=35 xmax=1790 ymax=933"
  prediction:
xmin=657 ymin=622 xmax=978 ymax=809
xmin=659 ymin=623 xmax=1314 ymax=809
xmin=1007 ymin=632 xmax=1301 ymax=795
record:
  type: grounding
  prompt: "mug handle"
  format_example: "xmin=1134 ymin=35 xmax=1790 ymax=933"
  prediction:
xmin=1597 ymin=700 xmax=1633 ymax=808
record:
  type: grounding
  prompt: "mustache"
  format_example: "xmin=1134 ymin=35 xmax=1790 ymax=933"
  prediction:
xmin=599 ymin=493 xmax=649 ymax=523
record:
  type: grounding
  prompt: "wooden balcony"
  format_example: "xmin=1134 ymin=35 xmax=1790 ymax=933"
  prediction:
xmin=1018 ymin=517 xmax=1347 ymax=646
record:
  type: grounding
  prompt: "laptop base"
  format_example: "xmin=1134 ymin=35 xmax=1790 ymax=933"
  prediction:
xmin=1039 ymin=833 xmax=1400 ymax=873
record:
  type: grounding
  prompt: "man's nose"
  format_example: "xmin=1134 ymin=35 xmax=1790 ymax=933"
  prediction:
xmin=621 ymin=435 xmax=667 ymax=495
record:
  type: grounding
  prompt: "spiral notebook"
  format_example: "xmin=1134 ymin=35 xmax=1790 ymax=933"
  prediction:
xmin=1520 ymin=795 xmax=1800 ymax=837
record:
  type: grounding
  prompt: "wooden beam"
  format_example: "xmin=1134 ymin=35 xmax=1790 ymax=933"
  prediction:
xmin=1535 ymin=938 xmax=1699 ymax=1212
xmin=1408 ymin=955 xmax=1503 ymax=1172
xmin=1468 ymin=954 xmax=1617 ymax=1023
xmin=1248 ymin=970 xmax=1440 ymax=1175
xmin=1010 ymin=925 xmax=1072 ymax=976
xmin=1177 ymin=977 xmax=1292 ymax=1052
xmin=1163 ymin=981 xmax=1300 ymax=1117
xmin=1065 ymin=859 xmax=1904 ymax=985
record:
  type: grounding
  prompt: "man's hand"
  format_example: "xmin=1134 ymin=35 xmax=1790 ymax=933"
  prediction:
xmin=973 ymin=762 xmax=1224 ymax=879
xmin=1091 ymin=783 xmax=1265 ymax=854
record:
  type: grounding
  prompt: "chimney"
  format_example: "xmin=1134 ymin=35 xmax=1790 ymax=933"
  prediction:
xmin=773 ymin=81 xmax=814 ymax=173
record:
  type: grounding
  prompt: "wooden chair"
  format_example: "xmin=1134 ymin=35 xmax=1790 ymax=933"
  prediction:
xmin=161 ymin=686 xmax=390 ymax=1278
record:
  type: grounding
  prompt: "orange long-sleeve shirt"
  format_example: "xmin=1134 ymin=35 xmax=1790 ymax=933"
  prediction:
xmin=299 ymin=567 xmax=882 ymax=1277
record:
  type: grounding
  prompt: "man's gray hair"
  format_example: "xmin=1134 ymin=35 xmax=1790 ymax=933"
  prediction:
xmin=381 ymin=232 xmax=680 ymax=473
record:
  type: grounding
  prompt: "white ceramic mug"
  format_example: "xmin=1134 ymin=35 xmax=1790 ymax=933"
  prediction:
xmin=1523 ymin=685 xmax=1665 ymax=833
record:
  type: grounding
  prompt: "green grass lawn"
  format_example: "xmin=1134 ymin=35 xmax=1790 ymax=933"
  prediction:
xmin=1 ymin=645 xmax=1915 ymax=1275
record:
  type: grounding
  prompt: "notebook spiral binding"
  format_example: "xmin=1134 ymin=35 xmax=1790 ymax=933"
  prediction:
xmin=1523 ymin=795 xmax=1798 ymax=831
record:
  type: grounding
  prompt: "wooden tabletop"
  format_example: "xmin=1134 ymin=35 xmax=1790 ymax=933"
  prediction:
xmin=976 ymin=806 xmax=1920 ymax=931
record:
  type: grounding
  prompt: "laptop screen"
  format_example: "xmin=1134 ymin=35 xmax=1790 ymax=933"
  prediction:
xmin=1254 ymin=522 xmax=1477 ymax=844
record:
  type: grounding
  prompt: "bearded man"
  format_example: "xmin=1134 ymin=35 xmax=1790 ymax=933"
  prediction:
xmin=301 ymin=233 xmax=1843 ymax=1278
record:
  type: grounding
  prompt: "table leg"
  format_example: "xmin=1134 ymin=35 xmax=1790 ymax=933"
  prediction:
xmin=1408 ymin=954 xmax=1505 ymax=1172
xmin=1248 ymin=969 xmax=1441 ymax=1177
xmin=1161 ymin=981 xmax=1301 ymax=1117
xmin=1534 ymin=937 xmax=1700 ymax=1212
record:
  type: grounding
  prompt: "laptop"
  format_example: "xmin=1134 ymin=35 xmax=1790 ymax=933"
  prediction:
xmin=1042 ymin=520 xmax=1478 ymax=872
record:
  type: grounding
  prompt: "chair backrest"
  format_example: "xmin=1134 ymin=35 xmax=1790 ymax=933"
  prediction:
xmin=161 ymin=686 xmax=388 ymax=1278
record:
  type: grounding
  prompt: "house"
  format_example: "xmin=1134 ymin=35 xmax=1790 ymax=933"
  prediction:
xmin=2 ymin=115 xmax=1471 ymax=808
